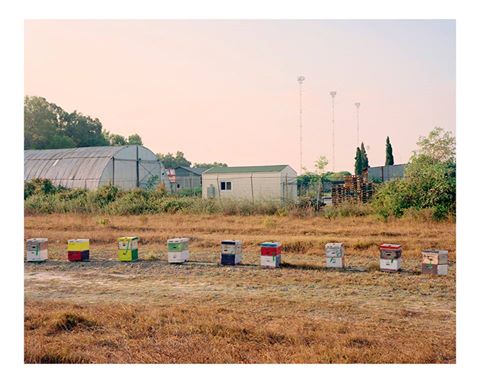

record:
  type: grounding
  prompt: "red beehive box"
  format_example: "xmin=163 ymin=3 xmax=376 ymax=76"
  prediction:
xmin=261 ymin=245 xmax=282 ymax=256
xmin=68 ymin=250 xmax=90 ymax=262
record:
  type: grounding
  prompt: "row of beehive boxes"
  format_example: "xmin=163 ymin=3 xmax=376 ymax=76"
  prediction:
xmin=25 ymin=238 xmax=449 ymax=274
xmin=25 ymin=238 xmax=276 ymax=267
xmin=326 ymin=243 xmax=449 ymax=275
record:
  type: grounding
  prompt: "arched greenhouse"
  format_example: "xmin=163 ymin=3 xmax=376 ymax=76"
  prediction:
xmin=24 ymin=145 xmax=170 ymax=190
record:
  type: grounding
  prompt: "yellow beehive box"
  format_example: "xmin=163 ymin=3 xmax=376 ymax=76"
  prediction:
xmin=117 ymin=237 xmax=139 ymax=262
xmin=67 ymin=239 xmax=90 ymax=252
xmin=118 ymin=236 xmax=139 ymax=250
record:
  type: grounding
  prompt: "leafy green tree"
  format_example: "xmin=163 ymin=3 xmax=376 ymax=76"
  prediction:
xmin=385 ymin=136 xmax=394 ymax=165
xmin=415 ymin=127 xmax=456 ymax=162
xmin=157 ymin=151 xmax=191 ymax=168
xmin=360 ymin=142 xmax=369 ymax=171
xmin=323 ymin=171 xmax=351 ymax=182
xmin=24 ymin=96 xmax=109 ymax=149
xmin=109 ymin=134 xmax=127 ymax=146
xmin=314 ymin=156 xmax=328 ymax=175
xmin=63 ymin=111 xmax=107 ymax=147
xmin=127 ymin=134 xmax=143 ymax=145
xmin=354 ymin=147 xmax=363 ymax=175
xmin=24 ymin=96 xmax=73 ymax=149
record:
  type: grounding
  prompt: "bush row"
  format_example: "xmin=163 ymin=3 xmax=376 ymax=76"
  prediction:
xmin=24 ymin=178 xmax=453 ymax=220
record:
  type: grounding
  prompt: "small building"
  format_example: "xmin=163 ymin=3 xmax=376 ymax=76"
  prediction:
xmin=24 ymin=145 xmax=171 ymax=190
xmin=202 ymin=165 xmax=297 ymax=202
xmin=368 ymin=164 xmax=406 ymax=183
xmin=171 ymin=166 xmax=210 ymax=192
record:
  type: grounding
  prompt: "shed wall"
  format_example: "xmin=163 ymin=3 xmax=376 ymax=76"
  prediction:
xmin=202 ymin=170 xmax=297 ymax=202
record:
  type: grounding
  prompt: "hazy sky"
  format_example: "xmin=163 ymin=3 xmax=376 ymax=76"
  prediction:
xmin=25 ymin=20 xmax=455 ymax=173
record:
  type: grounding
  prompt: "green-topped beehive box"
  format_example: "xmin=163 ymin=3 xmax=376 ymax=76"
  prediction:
xmin=167 ymin=238 xmax=190 ymax=263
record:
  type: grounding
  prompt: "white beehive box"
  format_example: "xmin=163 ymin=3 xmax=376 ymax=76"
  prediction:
xmin=167 ymin=238 xmax=190 ymax=263
xmin=168 ymin=251 xmax=189 ymax=263
xmin=26 ymin=238 xmax=48 ymax=262
xmin=326 ymin=257 xmax=344 ymax=268
xmin=325 ymin=243 xmax=344 ymax=258
xmin=221 ymin=240 xmax=242 ymax=255
xmin=260 ymin=255 xmax=281 ymax=268
xmin=422 ymin=249 xmax=448 ymax=265
xmin=380 ymin=258 xmax=402 ymax=272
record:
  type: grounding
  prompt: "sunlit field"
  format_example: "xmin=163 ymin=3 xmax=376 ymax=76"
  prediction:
xmin=24 ymin=213 xmax=455 ymax=363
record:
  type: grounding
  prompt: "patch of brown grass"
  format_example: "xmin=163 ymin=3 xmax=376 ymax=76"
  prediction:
xmin=24 ymin=213 xmax=456 ymax=363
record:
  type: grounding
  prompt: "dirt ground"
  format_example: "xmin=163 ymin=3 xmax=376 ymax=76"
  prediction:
xmin=24 ymin=213 xmax=456 ymax=363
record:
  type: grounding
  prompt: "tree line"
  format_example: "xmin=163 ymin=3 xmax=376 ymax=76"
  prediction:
xmin=25 ymin=96 xmax=228 ymax=170
xmin=156 ymin=151 xmax=227 ymax=169
xmin=24 ymin=96 xmax=143 ymax=150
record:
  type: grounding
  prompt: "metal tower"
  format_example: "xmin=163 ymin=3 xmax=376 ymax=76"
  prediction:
xmin=330 ymin=91 xmax=337 ymax=172
xmin=297 ymin=76 xmax=305 ymax=174
xmin=355 ymin=102 xmax=361 ymax=148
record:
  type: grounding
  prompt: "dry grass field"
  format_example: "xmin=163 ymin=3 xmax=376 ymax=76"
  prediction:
xmin=24 ymin=213 xmax=456 ymax=363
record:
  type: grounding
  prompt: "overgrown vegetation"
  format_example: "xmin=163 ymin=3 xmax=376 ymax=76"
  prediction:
xmin=23 ymin=180 xmax=294 ymax=216
xmin=372 ymin=127 xmax=456 ymax=220
xmin=24 ymin=129 xmax=455 ymax=220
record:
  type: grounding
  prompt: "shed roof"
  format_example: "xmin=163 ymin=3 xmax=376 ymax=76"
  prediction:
xmin=175 ymin=166 xmax=210 ymax=176
xmin=24 ymin=146 xmax=125 ymax=184
xmin=204 ymin=165 xmax=289 ymax=174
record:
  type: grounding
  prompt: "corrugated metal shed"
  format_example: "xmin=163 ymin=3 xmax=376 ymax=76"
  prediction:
xmin=368 ymin=164 xmax=406 ymax=182
xmin=24 ymin=145 xmax=170 ymax=190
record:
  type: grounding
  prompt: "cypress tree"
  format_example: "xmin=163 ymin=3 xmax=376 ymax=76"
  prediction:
xmin=385 ymin=136 xmax=394 ymax=165
xmin=360 ymin=142 xmax=369 ymax=171
xmin=354 ymin=147 xmax=363 ymax=175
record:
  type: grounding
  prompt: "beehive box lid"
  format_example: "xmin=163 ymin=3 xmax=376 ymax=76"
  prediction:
xmin=68 ymin=239 xmax=89 ymax=243
xmin=422 ymin=249 xmax=448 ymax=255
xmin=260 ymin=242 xmax=281 ymax=247
xmin=380 ymin=243 xmax=402 ymax=250
xmin=167 ymin=237 xmax=189 ymax=243
xmin=27 ymin=238 xmax=48 ymax=242
xmin=118 ymin=236 xmax=139 ymax=241
xmin=222 ymin=239 xmax=242 ymax=245
xmin=325 ymin=242 xmax=344 ymax=248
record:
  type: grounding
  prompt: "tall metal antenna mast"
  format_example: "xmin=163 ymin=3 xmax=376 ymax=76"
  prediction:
xmin=355 ymin=102 xmax=361 ymax=148
xmin=330 ymin=91 xmax=337 ymax=172
xmin=297 ymin=76 xmax=305 ymax=174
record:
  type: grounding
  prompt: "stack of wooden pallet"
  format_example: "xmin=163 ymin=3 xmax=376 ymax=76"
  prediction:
xmin=332 ymin=172 xmax=374 ymax=206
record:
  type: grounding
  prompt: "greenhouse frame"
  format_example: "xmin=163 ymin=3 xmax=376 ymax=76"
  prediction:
xmin=24 ymin=145 xmax=170 ymax=190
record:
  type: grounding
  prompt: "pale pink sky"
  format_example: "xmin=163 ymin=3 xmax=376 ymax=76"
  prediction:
xmin=24 ymin=20 xmax=455 ymax=173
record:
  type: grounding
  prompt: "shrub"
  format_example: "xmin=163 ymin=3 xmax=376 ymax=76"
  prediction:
xmin=24 ymin=179 xmax=62 ymax=199
xmin=93 ymin=185 xmax=119 ymax=207
xmin=372 ymin=157 xmax=455 ymax=220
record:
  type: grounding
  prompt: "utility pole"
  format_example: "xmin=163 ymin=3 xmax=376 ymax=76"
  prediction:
xmin=355 ymin=102 xmax=361 ymax=148
xmin=297 ymin=76 xmax=305 ymax=174
xmin=330 ymin=91 xmax=337 ymax=172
